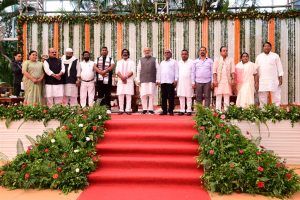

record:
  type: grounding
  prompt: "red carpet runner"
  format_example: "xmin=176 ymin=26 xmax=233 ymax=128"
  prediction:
xmin=78 ymin=114 xmax=210 ymax=200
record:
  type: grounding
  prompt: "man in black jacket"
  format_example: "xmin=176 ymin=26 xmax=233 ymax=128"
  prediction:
xmin=11 ymin=52 xmax=23 ymax=96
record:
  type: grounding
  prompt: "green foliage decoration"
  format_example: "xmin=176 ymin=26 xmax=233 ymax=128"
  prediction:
xmin=0 ymin=104 xmax=109 ymax=193
xmin=194 ymin=105 xmax=300 ymax=199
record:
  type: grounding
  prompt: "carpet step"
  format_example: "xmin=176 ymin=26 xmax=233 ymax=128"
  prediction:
xmin=100 ymin=156 xmax=199 ymax=169
xmin=79 ymin=184 xmax=210 ymax=200
xmin=105 ymin=119 xmax=195 ymax=131
xmin=96 ymin=143 xmax=198 ymax=156
xmin=103 ymin=129 xmax=197 ymax=143
xmin=88 ymin=168 xmax=202 ymax=185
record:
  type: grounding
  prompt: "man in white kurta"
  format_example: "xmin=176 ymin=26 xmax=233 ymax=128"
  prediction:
xmin=80 ymin=51 xmax=95 ymax=107
xmin=136 ymin=47 xmax=160 ymax=114
xmin=62 ymin=48 xmax=80 ymax=106
xmin=44 ymin=48 xmax=65 ymax=107
xmin=116 ymin=49 xmax=135 ymax=114
xmin=177 ymin=50 xmax=194 ymax=115
xmin=255 ymin=42 xmax=284 ymax=107
xmin=236 ymin=52 xmax=258 ymax=108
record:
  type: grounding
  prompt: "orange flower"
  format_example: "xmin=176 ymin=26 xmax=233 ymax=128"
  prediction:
xmin=209 ymin=150 xmax=214 ymax=155
xmin=257 ymin=166 xmax=264 ymax=172
xmin=52 ymin=173 xmax=59 ymax=179
xmin=24 ymin=173 xmax=30 ymax=179
xmin=286 ymin=174 xmax=292 ymax=180
xmin=215 ymin=134 xmax=221 ymax=139
xmin=44 ymin=148 xmax=49 ymax=153
xmin=43 ymin=109 xmax=47 ymax=113
xmin=92 ymin=126 xmax=97 ymax=131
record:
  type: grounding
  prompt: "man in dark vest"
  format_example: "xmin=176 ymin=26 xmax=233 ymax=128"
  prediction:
xmin=136 ymin=47 xmax=160 ymax=114
xmin=94 ymin=46 xmax=115 ymax=114
xmin=62 ymin=48 xmax=80 ymax=106
xmin=44 ymin=48 xmax=65 ymax=107
xmin=11 ymin=52 xmax=23 ymax=96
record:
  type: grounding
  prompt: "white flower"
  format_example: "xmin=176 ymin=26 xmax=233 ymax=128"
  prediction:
xmin=74 ymin=149 xmax=79 ymax=153
xmin=98 ymin=115 xmax=102 ymax=120
xmin=51 ymin=139 xmax=55 ymax=143
xmin=78 ymin=124 xmax=83 ymax=127
xmin=75 ymin=168 xmax=80 ymax=173
xmin=86 ymin=137 xmax=91 ymax=141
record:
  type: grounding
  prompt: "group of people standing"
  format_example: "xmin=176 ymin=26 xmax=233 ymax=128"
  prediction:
xmin=11 ymin=41 xmax=283 ymax=115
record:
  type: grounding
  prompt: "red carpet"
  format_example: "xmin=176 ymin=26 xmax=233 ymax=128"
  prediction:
xmin=78 ymin=114 xmax=210 ymax=200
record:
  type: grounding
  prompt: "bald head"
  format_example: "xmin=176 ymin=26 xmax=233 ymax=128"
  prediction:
xmin=48 ymin=48 xmax=57 ymax=58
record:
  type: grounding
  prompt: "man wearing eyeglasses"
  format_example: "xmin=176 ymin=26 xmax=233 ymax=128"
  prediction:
xmin=43 ymin=48 xmax=65 ymax=107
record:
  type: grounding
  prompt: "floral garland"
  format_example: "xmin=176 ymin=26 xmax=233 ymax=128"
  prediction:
xmin=194 ymin=104 xmax=300 ymax=198
xmin=16 ymin=11 xmax=300 ymax=54
xmin=0 ymin=104 xmax=109 ymax=193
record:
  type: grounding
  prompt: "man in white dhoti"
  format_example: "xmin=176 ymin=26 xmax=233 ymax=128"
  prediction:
xmin=79 ymin=51 xmax=95 ymax=107
xmin=213 ymin=46 xmax=236 ymax=111
xmin=177 ymin=50 xmax=193 ymax=116
xmin=136 ymin=47 xmax=160 ymax=114
xmin=62 ymin=48 xmax=80 ymax=106
xmin=255 ymin=42 xmax=283 ymax=107
xmin=44 ymin=48 xmax=65 ymax=107
xmin=116 ymin=49 xmax=135 ymax=114
xmin=236 ymin=52 xmax=259 ymax=108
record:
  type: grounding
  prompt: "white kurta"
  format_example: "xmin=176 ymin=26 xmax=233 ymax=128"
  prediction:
xmin=43 ymin=60 xmax=65 ymax=98
xmin=255 ymin=52 xmax=284 ymax=92
xmin=62 ymin=56 xmax=80 ymax=97
xmin=136 ymin=58 xmax=160 ymax=97
xmin=116 ymin=59 xmax=136 ymax=95
xmin=177 ymin=59 xmax=193 ymax=97
xmin=236 ymin=61 xmax=258 ymax=108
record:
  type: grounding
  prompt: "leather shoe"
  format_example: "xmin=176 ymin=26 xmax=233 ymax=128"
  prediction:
xmin=159 ymin=112 xmax=167 ymax=115
xmin=142 ymin=110 xmax=147 ymax=114
xmin=187 ymin=112 xmax=192 ymax=116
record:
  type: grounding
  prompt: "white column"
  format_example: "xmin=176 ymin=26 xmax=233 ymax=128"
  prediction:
xmin=295 ymin=18 xmax=300 ymax=103
xmin=255 ymin=19 xmax=263 ymax=57
xmin=105 ymin=23 xmax=112 ymax=56
xmin=128 ymin=23 xmax=137 ymax=64
xmin=42 ymin=23 xmax=49 ymax=55
xmin=63 ymin=23 xmax=69 ymax=51
xmin=73 ymin=24 xmax=80 ymax=59
xmin=152 ymin=22 xmax=159 ymax=59
xmin=31 ymin=23 xmax=38 ymax=51
xmin=280 ymin=19 xmax=289 ymax=104
xmin=141 ymin=22 xmax=148 ymax=53
xmin=244 ymin=19 xmax=251 ymax=54
xmin=176 ymin=22 xmax=184 ymax=60
xmin=188 ymin=20 xmax=196 ymax=60
xmin=94 ymin=23 xmax=101 ymax=59
xmin=213 ymin=20 xmax=221 ymax=59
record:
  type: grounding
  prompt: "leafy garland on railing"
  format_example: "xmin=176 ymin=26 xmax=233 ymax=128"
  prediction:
xmin=16 ymin=10 xmax=300 ymax=52
xmin=0 ymin=104 xmax=109 ymax=193
xmin=194 ymin=104 xmax=300 ymax=199
xmin=225 ymin=104 xmax=300 ymax=126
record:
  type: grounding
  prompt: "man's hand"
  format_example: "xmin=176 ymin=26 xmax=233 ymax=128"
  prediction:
xmin=278 ymin=77 xmax=282 ymax=86
xmin=192 ymin=84 xmax=196 ymax=89
xmin=213 ymin=80 xmax=218 ymax=88
xmin=136 ymin=81 xmax=140 ymax=87
xmin=173 ymin=81 xmax=177 ymax=87
xmin=156 ymin=81 xmax=160 ymax=86
xmin=255 ymin=82 xmax=259 ymax=91
xmin=76 ymin=80 xmax=80 ymax=87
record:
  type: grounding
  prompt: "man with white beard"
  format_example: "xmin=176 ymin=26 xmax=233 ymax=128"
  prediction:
xmin=62 ymin=48 xmax=80 ymax=106
xmin=136 ymin=47 xmax=160 ymax=114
